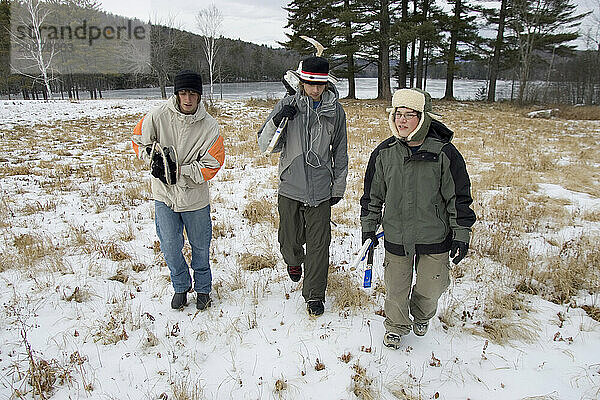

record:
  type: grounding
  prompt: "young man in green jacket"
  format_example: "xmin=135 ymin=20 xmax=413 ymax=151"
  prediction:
xmin=360 ymin=88 xmax=476 ymax=349
xmin=258 ymin=56 xmax=348 ymax=316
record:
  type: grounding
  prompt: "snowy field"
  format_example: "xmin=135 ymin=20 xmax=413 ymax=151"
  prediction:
xmin=0 ymin=98 xmax=599 ymax=399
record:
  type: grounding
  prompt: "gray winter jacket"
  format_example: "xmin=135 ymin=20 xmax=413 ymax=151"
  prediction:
xmin=258 ymin=85 xmax=348 ymax=206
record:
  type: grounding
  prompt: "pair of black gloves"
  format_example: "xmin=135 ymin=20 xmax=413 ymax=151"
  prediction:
xmin=361 ymin=232 xmax=469 ymax=265
xmin=146 ymin=146 xmax=178 ymax=185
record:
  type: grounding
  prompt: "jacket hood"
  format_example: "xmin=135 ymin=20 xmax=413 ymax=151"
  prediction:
xmin=294 ymin=83 xmax=340 ymax=116
xmin=427 ymin=119 xmax=454 ymax=142
xmin=167 ymin=95 xmax=208 ymax=122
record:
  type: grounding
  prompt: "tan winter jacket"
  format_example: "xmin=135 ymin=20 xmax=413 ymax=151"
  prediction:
xmin=132 ymin=95 xmax=224 ymax=212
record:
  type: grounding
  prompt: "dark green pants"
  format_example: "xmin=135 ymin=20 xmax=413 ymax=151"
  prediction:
xmin=277 ymin=195 xmax=331 ymax=302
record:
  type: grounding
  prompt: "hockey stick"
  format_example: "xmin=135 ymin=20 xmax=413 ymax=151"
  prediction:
xmin=350 ymin=230 xmax=384 ymax=288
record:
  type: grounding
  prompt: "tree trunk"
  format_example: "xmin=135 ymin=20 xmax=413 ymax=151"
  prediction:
xmin=416 ymin=0 xmax=431 ymax=89
xmin=397 ymin=0 xmax=409 ymax=89
xmin=377 ymin=0 xmax=392 ymax=100
xmin=344 ymin=0 xmax=357 ymax=99
xmin=416 ymin=39 xmax=425 ymax=89
xmin=444 ymin=0 xmax=461 ymax=100
xmin=346 ymin=54 xmax=357 ymax=99
xmin=488 ymin=0 xmax=507 ymax=102
xmin=159 ymin=73 xmax=167 ymax=99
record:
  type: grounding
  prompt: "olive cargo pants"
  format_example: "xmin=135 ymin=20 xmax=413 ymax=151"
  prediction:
xmin=383 ymin=250 xmax=450 ymax=336
xmin=277 ymin=195 xmax=331 ymax=302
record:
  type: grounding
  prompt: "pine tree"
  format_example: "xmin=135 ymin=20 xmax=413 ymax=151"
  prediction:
xmin=439 ymin=0 xmax=485 ymax=100
xmin=507 ymin=0 xmax=589 ymax=103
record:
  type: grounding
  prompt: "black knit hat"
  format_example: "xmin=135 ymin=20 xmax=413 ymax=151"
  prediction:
xmin=174 ymin=70 xmax=202 ymax=95
xmin=299 ymin=56 xmax=329 ymax=85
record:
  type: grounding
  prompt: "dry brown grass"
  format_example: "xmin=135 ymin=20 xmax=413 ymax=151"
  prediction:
xmin=21 ymin=200 xmax=58 ymax=215
xmin=212 ymin=221 xmax=234 ymax=238
xmin=245 ymin=97 xmax=278 ymax=108
xmin=327 ymin=266 xmax=373 ymax=311
xmin=582 ymin=305 xmax=600 ymax=322
xmin=11 ymin=232 xmax=62 ymax=267
xmin=242 ymin=198 xmax=277 ymax=226
xmin=537 ymin=236 xmax=600 ymax=304
xmin=238 ymin=252 xmax=277 ymax=271
xmin=553 ymin=105 xmax=600 ymax=120
xmin=171 ymin=376 xmax=204 ymax=400
xmin=350 ymin=361 xmax=376 ymax=400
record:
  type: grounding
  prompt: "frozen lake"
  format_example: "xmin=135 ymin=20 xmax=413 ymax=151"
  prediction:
xmin=96 ymin=78 xmax=517 ymax=101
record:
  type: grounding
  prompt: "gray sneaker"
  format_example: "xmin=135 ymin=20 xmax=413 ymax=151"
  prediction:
xmin=413 ymin=321 xmax=429 ymax=336
xmin=383 ymin=331 xmax=403 ymax=349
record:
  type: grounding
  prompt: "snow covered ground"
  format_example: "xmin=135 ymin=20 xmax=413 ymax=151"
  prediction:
xmin=0 ymin=98 xmax=599 ymax=399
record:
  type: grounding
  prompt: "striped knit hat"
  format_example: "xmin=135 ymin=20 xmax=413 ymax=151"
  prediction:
xmin=299 ymin=56 xmax=329 ymax=85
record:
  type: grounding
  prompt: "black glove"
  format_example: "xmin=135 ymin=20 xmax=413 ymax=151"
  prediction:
xmin=150 ymin=150 xmax=168 ymax=185
xmin=330 ymin=197 xmax=342 ymax=206
xmin=362 ymin=231 xmax=379 ymax=248
xmin=273 ymin=104 xmax=297 ymax=126
xmin=450 ymin=240 xmax=469 ymax=264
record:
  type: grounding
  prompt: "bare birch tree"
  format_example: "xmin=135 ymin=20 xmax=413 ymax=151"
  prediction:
xmin=196 ymin=4 xmax=223 ymax=100
xmin=10 ymin=0 xmax=57 ymax=99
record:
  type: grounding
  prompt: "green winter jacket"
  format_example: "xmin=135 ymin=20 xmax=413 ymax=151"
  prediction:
xmin=360 ymin=119 xmax=476 ymax=257
xmin=257 ymin=85 xmax=348 ymax=207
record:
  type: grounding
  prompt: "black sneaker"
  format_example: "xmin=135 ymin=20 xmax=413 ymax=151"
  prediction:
xmin=196 ymin=293 xmax=212 ymax=310
xmin=171 ymin=287 xmax=191 ymax=309
xmin=287 ymin=265 xmax=302 ymax=282
xmin=307 ymin=300 xmax=324 ymax=316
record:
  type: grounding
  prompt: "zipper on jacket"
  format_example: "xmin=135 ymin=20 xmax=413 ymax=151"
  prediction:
xmin=435 ymin=205 xmax=449 ymax=234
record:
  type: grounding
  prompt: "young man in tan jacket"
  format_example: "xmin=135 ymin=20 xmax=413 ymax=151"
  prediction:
xmin=132 ymin=70 xmax=225 ymax=310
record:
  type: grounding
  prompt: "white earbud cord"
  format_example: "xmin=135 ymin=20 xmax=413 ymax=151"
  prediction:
xmin=304 ymin=96 xmax=322 ymax=168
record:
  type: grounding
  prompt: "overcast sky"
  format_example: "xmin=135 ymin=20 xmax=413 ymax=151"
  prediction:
xmin=99 ymin=0 xmax=290 ymax=48
xmin=99 ymin=0 xmax=599 ymax=50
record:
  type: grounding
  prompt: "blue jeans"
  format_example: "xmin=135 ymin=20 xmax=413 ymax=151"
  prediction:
xmin=155 ymin=201 xmax=212 ymax=294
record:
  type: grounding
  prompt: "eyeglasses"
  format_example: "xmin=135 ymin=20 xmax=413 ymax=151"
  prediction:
xmin=395 ymin=112 xmax=419 ymax=120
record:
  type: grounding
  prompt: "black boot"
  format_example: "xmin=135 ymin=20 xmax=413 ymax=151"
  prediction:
xmin=307 ymin=300 xmax=324 ymax=316
xmin=196 ymin=293 xmax=212 ymax=310
xmin=171 ymin=290 xmax=189 ymax=309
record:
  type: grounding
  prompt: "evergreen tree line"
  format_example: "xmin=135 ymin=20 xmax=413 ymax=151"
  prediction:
xmin=283 ymin=0 xmax=598 ymax=104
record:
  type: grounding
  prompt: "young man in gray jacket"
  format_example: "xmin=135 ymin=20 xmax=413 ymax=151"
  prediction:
xmin=258 ymin=56 xmax=348 ymax=316
xmin=132 ymin=70 xmax=225 ymax=311
xmin=361 ymin=88 xmax=475 ymax=349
